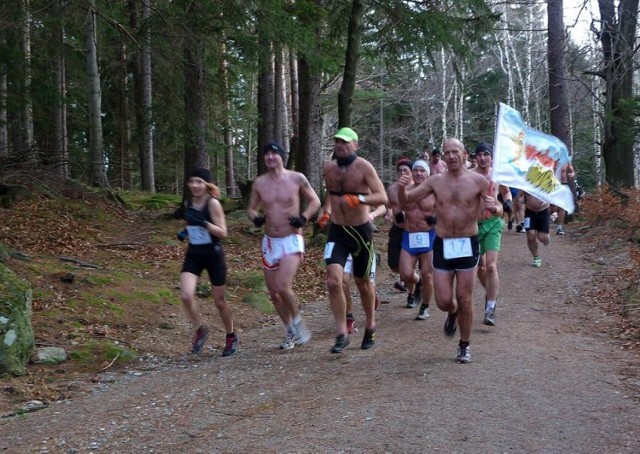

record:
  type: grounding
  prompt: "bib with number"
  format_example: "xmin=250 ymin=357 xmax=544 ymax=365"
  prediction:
xmin=443 ymin=237 xmax=472 ymax=259
xmin=408 ymin=231 xmax=431 ymax=249
xmin=187 ymin=225 xmax=212 ymax=245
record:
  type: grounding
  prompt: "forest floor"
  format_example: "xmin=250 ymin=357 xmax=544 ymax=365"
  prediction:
xmin=0 ymin=186 xmax=639 ymax=452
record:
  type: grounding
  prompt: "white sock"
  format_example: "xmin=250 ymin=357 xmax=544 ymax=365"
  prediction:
xmin=486 ymin=300 xmax=496 ymax=310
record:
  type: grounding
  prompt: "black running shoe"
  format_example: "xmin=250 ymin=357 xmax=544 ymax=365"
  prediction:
xmin=361 ymin=328 xmax=376 ymax=350
xmin=191 ymin=325 xmax=209 ymax=354
xmin=406 ymin=294 xmax=416 ymax=308
xmin=331 ymin=334 xmax=351 ymax=353
xmin=222 ymin=334 xmax=239 ymax=357
xmin=444 ymin=312 xmax=458 ymax=337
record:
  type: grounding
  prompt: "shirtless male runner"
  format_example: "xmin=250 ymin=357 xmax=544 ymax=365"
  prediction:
xmin=398 ymin=159 xmax=436 ymax=320
xmin=323 ymin=127 xmax=388 ymax=353
xmin=385 ymin=158 xmax=413 ymax=293
xmin=248 ymin=141 xmax=321 ymax=350
xmin=473 ymin=142 xmax=511 ymax=326
xmin=429 ymin=148 xmax=448 ymax=175
xmin=518 ymin=190 xmax=551 ymax=267
xmin=398 ymin=138 xmax=498 ymax=363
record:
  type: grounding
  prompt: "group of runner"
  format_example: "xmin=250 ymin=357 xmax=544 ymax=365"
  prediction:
xmin=177 ymin=129 xmax=573 ymax=363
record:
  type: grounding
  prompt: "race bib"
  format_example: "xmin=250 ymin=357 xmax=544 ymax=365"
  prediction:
xmin=443 ymin=237 xmax=472 ymax=259
xmin=187 ymin=225 xmax=212 ymax=245
xmin=323 ymin=242 xmax=335 ymax=259
xmin=523 ymin=217 xmax=531 ymax=229
xmin=409 ymin=231 xmax=431 ymax=249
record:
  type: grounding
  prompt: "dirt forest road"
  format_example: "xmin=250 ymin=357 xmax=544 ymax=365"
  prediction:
xmin=1 ymin=227 xmax=640 ymax=453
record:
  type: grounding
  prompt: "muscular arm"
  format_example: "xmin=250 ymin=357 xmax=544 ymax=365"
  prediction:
xmin=369 ymin=204 xmax=387 ymax=221
xmin=398 ymin=176 xmax=433 ymax=204
xmin=298 ymin=174 xmax=321 ymax=220
xmin=362 ymin=163 xmax=388 ymax=207
xmin=247 ymin=180 xmax=263 ymax=222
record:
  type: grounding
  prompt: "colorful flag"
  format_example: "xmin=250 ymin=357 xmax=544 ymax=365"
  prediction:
xmin=492 ymin=103 xmax=575 ymax=214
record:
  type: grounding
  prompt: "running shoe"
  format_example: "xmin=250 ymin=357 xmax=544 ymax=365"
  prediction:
xmin=533 ymin=256 xmax=542 ymax=268
xmin=556 ymin=226 xmax=565 ymax=235
xmin=393 ymin=281 xmax=408 ymax=292
xmin=406 ymin=294 xmax=416 ymax=309
xmin=331 ymin=334 xmax=351 ymax=353
xmin=507 ymin=219 xmax=513 ymax=230
xmin=414 ymin=279 xmax=422 ymax=304
xmin=280 ymin=333 xmax=295 ymax=350
xmin=292 ymin=316 xmax=311 ymax=345
xmin=516 ymin=224 xmax=524 ymax=233
xmin=483 ymin=305 xmax=496 ymax=326
xmin=222 ymin=334 xmax=239 ymax=357
xmin=347 ymin=315 xmax=358 ymax=334
xmin=456 ymin=342 xmax=472 ymax=363
xmin=415 ymin=305 xmax=430 ymax=320
xmin=361 ymin=328 xmax=376 ymax=350
xmin=444 ymin=311 xmax=458 ymax=337
xmin=191 ymin=325 xmax=209 ymax=354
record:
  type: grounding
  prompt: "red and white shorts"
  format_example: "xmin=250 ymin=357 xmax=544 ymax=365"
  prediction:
xmin=261 ymin=234 xmax=305 ymax=270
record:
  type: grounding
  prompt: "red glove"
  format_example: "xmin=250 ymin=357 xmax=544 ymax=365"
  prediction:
xmin=343 ymin=194 xmax=363 ymax=208
xmin=317 ymin=210 xmax=331 ymax=229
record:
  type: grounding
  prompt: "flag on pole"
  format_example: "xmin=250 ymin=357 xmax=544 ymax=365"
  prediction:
xmin=492 ymin=103 xmax=575 ymax=214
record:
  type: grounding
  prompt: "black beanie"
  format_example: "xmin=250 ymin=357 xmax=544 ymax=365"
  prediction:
xmin=475 ymin=142 xmax=493 ymax=156
xmin=262 ymin=141 xmax=286 ymax=159
xmin=189 ymin=168 xmax=212 ymax=183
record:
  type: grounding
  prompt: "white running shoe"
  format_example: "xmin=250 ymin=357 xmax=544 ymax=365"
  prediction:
xmin=292 ymin=316 xmax=311 ymax=345
xmin=280 ymin=334 xmax=295 ymax=350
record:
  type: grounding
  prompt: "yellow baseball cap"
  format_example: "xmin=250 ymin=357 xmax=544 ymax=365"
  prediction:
xmin=334 ymin=127 xmax=358 ymax=143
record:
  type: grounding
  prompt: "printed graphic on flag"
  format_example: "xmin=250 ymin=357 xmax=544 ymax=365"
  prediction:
xmin=492 ymin=103 xmax=575 ymax=214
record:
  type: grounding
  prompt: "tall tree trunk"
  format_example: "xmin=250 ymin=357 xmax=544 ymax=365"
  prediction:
xmin=337 ymin=0 xmax=364 ymax=128
xmin=297 ymin=56 xmax=323 ymax=194
xmin=21 ymin=0 xmax=34 ymax=160
xmin=53 ymin=0 xmax=68 ymax=179
xmin=295 ymin=0 xmax=324 ymax=194
xmin=183 ymin=4 xmax=208 ymax=180
xmin=547 ymin=0 xmax=571 ymax=152
xmin=288 ymin=51 xmax=299 ymax=169
xmin=0 ymin=35 xmax=7 ymax=157
xmin=86 ymin=0 xmax=107 ymax=187
xmin=274 ymin=45 xmax=288 ymax=154
xmin=219 ymin=39 xmax=237 ymax=197
xmin=115 ymin=39 xmax=131 ymax=189
xmin=256 ymin=31 xmax=275 ymax=175
xmin=598 ymin=0 xmax=638 ymax=187
xmin=137 ymin=0 xmax=154 ymax=192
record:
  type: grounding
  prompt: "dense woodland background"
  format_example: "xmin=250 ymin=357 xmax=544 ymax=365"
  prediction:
xmin=0 ymin=0 xmax=639 ymax=199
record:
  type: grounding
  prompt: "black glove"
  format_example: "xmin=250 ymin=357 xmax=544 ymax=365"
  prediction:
xmin=289 ymin=215 xmax=307 ymax=228
xmin=177 ymin=229 xmax=188 ymax=242
xmin=186 ymin=208 xmax=206 ymax=227
xmin=502 ymin=199 xmax=513 ymax=214
xmin=253 ymin=215 xmax=266 ymax=228
xmin=425 ymin=215 xmax=437 ymax=226
xmin=394 ymin=211 xmax=405 ymax=224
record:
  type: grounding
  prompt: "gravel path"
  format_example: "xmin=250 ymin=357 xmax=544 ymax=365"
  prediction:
xmin=1 ymin=229 xmax=639 ymax=453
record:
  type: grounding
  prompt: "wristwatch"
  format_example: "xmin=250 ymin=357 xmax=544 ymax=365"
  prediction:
xmin=358 ymin=194 xmax=366 ymax=204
